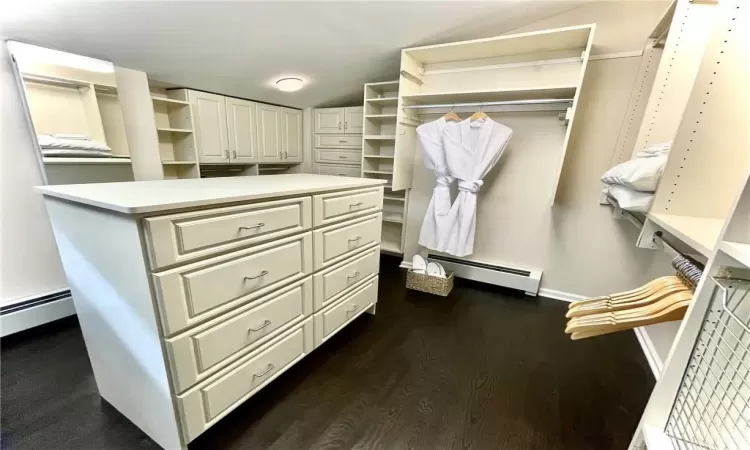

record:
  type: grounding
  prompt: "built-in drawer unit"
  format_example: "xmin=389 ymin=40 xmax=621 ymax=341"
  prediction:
xmin=153 ymin=233 xmax=313 ymax=335
xmin=313 ymin=213 xmax=382 ymax=270
xmin=313 ymin=276 xmax=378 ymax=347
xmin=316 ymin=149 xmax=361 ymax=164
xmin=315 ymin=135 xmax=361 ymax=148
xmin=166 ymin=277 xmax=313 ymax=392
xmin=313 ymin=245 xmax=379 ymax=311
xmin=316 ymin=163 xmax=361 ymax=178
xmin=143 ymin=197 xmax=311 ymax=270
xmin=312 ymin=187 xmax=383 ymax=227
xmin=178 ymin=318 xmax=314 ymax=441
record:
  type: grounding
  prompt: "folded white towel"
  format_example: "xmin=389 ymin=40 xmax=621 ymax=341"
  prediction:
xmin=37 ymin=134 xmax=111 ymax=153
xmin=601 ymin=154 xmax=668 ymax=192
xmin=608 ymin=185 xmax=654 ymax=212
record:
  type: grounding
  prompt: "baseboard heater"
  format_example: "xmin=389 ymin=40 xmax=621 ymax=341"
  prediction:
xmin=427 ymin=254 xmax=542 ymax=296
xmin=1 ymin=289 xmax=75 ymax=336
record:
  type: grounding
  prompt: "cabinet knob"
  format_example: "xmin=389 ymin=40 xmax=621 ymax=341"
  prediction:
xmin=338 ymin=121 xmax=342 ymax=130
xmin=344 ymin=121 xmax=348 ymax=129
xmin=232 ymin=150 xmax=237 ymax=159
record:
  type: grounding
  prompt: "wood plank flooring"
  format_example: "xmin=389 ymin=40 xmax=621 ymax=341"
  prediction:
xmin=1 ymin=256 xmax=654 ymax=449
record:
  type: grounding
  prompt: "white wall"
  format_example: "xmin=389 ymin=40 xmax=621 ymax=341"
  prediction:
xmin=402 ymin=2 xmax=674 ymax=297
xmin=0 ymin=41 xmax=68 ymax=304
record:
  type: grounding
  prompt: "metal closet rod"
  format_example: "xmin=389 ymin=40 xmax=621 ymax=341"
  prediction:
xmin=653 ymin=231 xmax=684 ymax=260
xmin=402 ymin=98 xmax=574 ymax=110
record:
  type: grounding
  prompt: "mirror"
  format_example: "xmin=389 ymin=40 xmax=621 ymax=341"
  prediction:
xmin=8 ymin=41 xmax=134 ymax=184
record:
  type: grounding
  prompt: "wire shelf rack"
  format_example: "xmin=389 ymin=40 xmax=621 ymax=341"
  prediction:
xmin=665 ymin=277 xmax=750 ymax=450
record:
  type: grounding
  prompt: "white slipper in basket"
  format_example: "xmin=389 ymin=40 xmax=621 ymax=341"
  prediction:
xmin=426 ymin=261 xmax=446 ymax=278
xmin=412 ymin=254 xmax=428 ymax=274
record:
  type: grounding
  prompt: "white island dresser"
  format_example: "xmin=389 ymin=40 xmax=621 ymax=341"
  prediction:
xmin=37 ymin=174 xmax=387 ymax=449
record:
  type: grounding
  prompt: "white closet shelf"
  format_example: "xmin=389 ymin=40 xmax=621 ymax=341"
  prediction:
xmin=381 ymin=239 xmax=402 ymax=253
xmin=156 ymin=127 xmax=193 ymax=134
xmin=366 ymin=97 xmax=398 ymax=105
xmin=382 ymin=213 xmax=404 ymax=224
xmin=364 ymin=155 xmax=394 ymax=159
xmin=366 ymin=80 xmax=400 ymax=89
xmin=364 ymin=135 xmax=396 ymax=140
xmin=401 ymin=85 xmax=577 ymax=105
xmin=383 ymin=195 xmax=405 ymax=202
xmin=719 ymin=241 xmax=750 ymax=268
xmin=161 ymin=160 xmax=197 ymax=165
xmin=42 ymin=157 xmax=131 ymax=165
xmin=365 ymin=114 xmax=397 ymax=121
xmin=22 ymin=73 xmax=116 ymax=93
xmin=363 ymin=170 xmax=393 ymax=175
xmin=151 ymin=96 xmax=189 ymax=106
xmin=647 ymin=213 xmax=724 ymax=257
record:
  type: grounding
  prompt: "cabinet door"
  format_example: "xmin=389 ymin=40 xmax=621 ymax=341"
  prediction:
xmin=226 ymin=98 xmax=258 ymax=164
xmin=314 ymin=108 xmax=345 ymax=134
xmin=257 ymin=104 xmax=282 ymax=162
xmin=344 ymin=107 xmax=364 ymax=135
xmin=282 ymin=108 xmax=302 ymax=162
xmin=190 ymin=91 xmax=229 ymax=163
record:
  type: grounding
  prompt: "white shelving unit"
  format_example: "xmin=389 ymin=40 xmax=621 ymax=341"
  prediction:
xmin=151 ymin=88 xmax=199 ymax=179
xmin=628 ymin=2 xmax=750 ymax=449
xmin=362 ymin=80 xmax=409 ymax=254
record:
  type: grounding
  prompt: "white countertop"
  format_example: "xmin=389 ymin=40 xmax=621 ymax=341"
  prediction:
xmin=37 ymin=174 xmax=387 ymax=214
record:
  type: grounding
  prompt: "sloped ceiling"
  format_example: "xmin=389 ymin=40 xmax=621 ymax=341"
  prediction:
xmin=0 ymin=1 xmax=585 ymax=108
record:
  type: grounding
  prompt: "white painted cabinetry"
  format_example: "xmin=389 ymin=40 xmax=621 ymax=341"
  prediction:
xmin=38 ymin=175 xmax=386 ymax=449
xmin=313 ymin=106 xmax=363 ymax=176
xmin=344 ymin=106 xmax=363 ymax=134
xmin=314 ymin=107 xmax=344 ymax=134
xmin=226 ymin=97 xmax=258 ymax=163
xmin=282 ymin=107 xmax=302 ymax=162
xmin=256 ymin=103 xmax=282 ymax=163
xmin=190 ymin=91 xmax=228 ymax=163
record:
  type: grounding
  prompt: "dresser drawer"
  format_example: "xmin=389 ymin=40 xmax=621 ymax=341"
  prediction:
xmin=316 ymin=163 xmax=361 ymax=178
xmin=313 ymin=246 xmax=379 ymax=311
xmin=313 ymin=276 xmax=377 ymax=348
xmin=315 ymin=135 xmax=361 ymax=148
xmin=166 ymin=277 xmax=313 ymax=392
xmin=313 ymin=213 xmax=382 ymax=270
xmin=316 ymin=149 xmax=361 ymax=164
xmin=178 ymin=319 xmax=313 ymax=441
xmin=153 ymin=233 xmax=313 ymax=335
xmin=143 ymin=197 xmax=311 ymax=270
xmin=312 ymin=187 xmax=383 ymax=227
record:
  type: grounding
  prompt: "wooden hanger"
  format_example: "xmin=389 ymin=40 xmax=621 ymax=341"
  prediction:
xmin=443 ymin=106 xmax=461 ymax=123
xmin=568 ymin=276 xmax=679 ymax=309
xmin=470 ymin=106 xmax=488 ymax=121
xmin=569 ymin=300 xmax=690 ymax=340
xmin=566 ymin=279 xmax=690 ymax=318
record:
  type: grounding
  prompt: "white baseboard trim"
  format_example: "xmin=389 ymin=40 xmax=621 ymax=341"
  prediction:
xmin=400 ymin=260 xmax=412 ymax=270
xmin=633 ymin=327 xmax=662 ymax=379
xmin=1 ymin=291 xmax=75 ymax=337
xmin=537 ymin=288 xmax=586 ymax=303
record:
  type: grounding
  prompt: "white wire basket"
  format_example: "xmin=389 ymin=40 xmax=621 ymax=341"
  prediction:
xmin=665 ymin=277 xmax=750 ymax=450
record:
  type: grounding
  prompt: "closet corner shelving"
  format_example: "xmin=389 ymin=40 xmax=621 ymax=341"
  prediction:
xmin=362 ymin=80 xmax=409 ymax=254
xmin=392 ymin=23 xmax=596 ymax=203
xmin=627 ymin=1 xmax=750 ymax=448
xmin=151 ymin=88 xmax=200 ymax=179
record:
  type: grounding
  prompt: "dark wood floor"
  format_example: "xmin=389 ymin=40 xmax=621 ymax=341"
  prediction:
xmin=1 ymin=256 xmax=654 ymax=450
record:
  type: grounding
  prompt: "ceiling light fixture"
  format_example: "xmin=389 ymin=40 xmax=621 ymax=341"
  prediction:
xmin=276 ymin=77 xmax=304 ymax=92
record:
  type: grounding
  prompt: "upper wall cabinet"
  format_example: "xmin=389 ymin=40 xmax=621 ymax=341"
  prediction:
xmin=190 ymin=91 xmax=230 ymax=164
xmin=256 ymin=103 xmax=282 ymax=163
xmin=315 ymin=107 xmax=363 ymax=135
xmin=226 ymin=97 xmax=258 ymax=163
xmin=282 ymin=108 xmax=302 ymax=162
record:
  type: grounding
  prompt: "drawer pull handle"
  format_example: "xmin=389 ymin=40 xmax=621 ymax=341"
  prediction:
xmin=346 ymin=304 xmax=359 ymax=315
xmin=239 ymin=223 xmax=265 ymax=231
xmin=244 ymin=270 xmax=269 ymax=281
xmin=348 ymin=236 xmax=362 ymax=243
xmin=338 ymin=155 xmax=348 ymax=159
xmin=253 ymin=363 xmax=275 ymax=379
xmin=339 ymin=140 xmax=347 ymax=143
xmin=337 ymin=174 xmax=348 ymax=176
xmin=349 ymin=202 xmax=364 ymax=209
xmin=248 ymin=319 xmax=272 ymax=333
xmin=347 ymin=271 xmax=360 ymax=281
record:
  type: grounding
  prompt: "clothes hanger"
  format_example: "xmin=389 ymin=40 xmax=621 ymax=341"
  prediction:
xmin=567 ymin=290 xmax=692 ymax=328
xmin=566 ymin=281 xmax=690 ymax=318
xmin=568 ymin=299 xmax=690 ymax=339
xmin=470 ymin=105 xmax=488 ymax=121
xmin=443 ymin=105 xmax=461 ymax=123
xmin=568 ymin=276 xmax=678 ymax=309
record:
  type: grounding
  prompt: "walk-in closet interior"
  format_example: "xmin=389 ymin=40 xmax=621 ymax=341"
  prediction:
xmin=1 ymin=1 xmax=748 ymax=449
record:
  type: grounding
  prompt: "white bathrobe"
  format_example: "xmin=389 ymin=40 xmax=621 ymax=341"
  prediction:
xmin=416 ymin=117 xmax=453 ymax=250
xmin=439 ymin=117 xmax=513 ymax=256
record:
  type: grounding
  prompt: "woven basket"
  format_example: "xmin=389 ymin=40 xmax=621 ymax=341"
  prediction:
xmin=406 ymin=270 xmax=454 ymax=296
